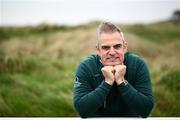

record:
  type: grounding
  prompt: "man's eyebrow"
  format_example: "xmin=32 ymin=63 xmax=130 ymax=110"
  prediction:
xmin=114 ymin=43 xmax=122 ymax=45
xmin=101 ymin=43 xmax=122 ymax=46
xmin=100 ymin=44 xmax=110 ymax=47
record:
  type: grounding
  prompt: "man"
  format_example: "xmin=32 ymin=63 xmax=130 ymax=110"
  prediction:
xmin=73 ymin=22 xmax=154 ymax=118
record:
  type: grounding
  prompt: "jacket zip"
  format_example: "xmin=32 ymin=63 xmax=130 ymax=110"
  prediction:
xmin=104 ymin=100 xmax=106 ymax=108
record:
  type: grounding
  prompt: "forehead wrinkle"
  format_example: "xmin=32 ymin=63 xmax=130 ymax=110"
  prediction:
xmin=99 ymin=37 xmax=124 ymax=45
xmin=101 ymin=43 xmax=121 ymax=46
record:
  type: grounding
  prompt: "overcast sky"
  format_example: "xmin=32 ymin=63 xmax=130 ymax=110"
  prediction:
xmin=0 ymin=0 xmax=180 ymax=26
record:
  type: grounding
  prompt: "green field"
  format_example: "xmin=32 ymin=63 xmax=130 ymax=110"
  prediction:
xmin=0 ymin=21 xmax=179 ymax=117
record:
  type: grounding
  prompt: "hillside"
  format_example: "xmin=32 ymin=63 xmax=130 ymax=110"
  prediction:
xmin=0 ymin=21 xmax=179 ymax=116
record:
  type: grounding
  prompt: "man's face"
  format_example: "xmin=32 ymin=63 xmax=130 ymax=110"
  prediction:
xmin=96 ymin=32 xmax=127 ymax=66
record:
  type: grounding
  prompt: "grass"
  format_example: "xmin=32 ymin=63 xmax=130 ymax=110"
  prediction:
xmin=0 ymin=21 xmax=179 ymax=116
xmin=0 ymin=22 xmax=97 ymax=41
xmin=0 ymin=57 xmax=78 ymax=116
xmin=126 ymin=21 xmax=180 ymax=43
xmin=152 ymin=70 xmax=180 ymax=116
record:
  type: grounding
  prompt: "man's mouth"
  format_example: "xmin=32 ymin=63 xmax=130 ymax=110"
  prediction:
xmin=107 ymin=57 xmax=119 ymax=62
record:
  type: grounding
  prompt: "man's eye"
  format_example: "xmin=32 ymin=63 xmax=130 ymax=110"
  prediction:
xmin=101 ymin=46 xmax=110 ymax=50
xmin=114 ymin=44 xmax=122 ymax=49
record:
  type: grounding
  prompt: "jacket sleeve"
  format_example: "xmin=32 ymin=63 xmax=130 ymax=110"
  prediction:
xmin=118 ymin=59 xmax=154 ymax=118
xmin=73 ymin=62 xmax=111 ymax=118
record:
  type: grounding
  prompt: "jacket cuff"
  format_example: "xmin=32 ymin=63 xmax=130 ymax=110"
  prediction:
xmin=99 ymin=81 xmax=112 ymax=93
xmin=118 ymin=82 xmax=131 ymax=94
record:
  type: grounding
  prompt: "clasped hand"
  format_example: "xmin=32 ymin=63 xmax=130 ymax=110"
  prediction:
xmin=101 ymin=64 xmax=126 ymax=85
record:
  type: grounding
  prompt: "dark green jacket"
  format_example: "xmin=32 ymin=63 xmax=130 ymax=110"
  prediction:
xmin=73 ymin=52 xmax=154 ymax=118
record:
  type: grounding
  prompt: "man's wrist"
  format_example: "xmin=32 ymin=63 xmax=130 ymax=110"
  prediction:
xmin=105 ymin=80 xmax=114 ymax=86
xmin=116 ymin=77 xmax=125 ymax=85
xmin=117 ymin=79 xmax=128 ymax=86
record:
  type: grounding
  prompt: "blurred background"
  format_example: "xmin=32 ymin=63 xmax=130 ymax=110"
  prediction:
xmin=0 ymin=0 xmax=180 ymax=117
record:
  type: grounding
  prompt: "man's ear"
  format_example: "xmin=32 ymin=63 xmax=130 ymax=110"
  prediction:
xmin=123 ymin=42 xmax=128 ymax=52
xmin=96 ymin=44 xmax=100 ymax=55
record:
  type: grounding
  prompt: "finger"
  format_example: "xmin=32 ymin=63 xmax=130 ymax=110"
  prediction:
xmin=112 ymin=69 xmax=116 ymax=74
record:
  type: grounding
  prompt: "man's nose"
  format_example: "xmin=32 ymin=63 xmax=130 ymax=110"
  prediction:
xmin=108 ymin=47 xmax=116 ymax=55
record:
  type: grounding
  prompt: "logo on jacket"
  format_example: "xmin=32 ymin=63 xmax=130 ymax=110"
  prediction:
xmin=74 ymin=76 xmax=82 ymax=87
